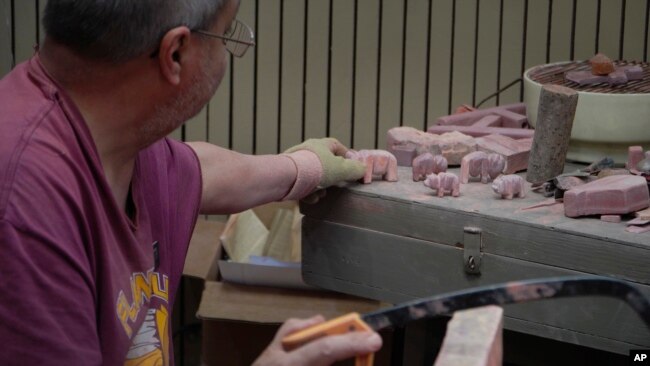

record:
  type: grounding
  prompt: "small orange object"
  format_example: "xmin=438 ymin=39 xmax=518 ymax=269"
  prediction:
xmin=282 ymin=312 xmax=375 ymax=366
xmin=589 ymin=53 xmax=615 ymax=75
xmin=454 ymin=104 xmax=476 ymax=114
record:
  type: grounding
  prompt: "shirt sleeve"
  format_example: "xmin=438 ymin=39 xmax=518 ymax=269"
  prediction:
xmin=160 ymin=138 xmax=203 ymax=294
xmin=0 ymin=219 xmax=102 ymax=365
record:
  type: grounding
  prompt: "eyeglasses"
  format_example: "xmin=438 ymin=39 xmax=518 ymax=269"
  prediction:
xmin=193 ymin=19 xmax=255 ymax=57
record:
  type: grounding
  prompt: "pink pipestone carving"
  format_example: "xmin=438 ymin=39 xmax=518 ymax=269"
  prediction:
xmin=459 ymin=151 xmax=506 ymax=184
xmin=563 ymin=175 xmax=650 ymax=218
xmin=345 ymin=149 xmax=398 ymax=184
xmin=423 ymin=172 xmax=460 ymax=197
xmin=491 ymin=174 xmax=526 ymax=199
xmin=460 ymin=151 xmax=487 ymax=183
xmin=412 ymin=153 xmax=448 ymax=182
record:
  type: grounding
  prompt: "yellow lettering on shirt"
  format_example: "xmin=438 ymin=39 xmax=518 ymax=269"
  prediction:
xmin=116 ymin=269 xmax=169 ymax=337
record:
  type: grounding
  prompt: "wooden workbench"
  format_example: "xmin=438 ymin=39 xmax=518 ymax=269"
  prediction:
xmin=299 ymin=166 xmax=650 ymax=355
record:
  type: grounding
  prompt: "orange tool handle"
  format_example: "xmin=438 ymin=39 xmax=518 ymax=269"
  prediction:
xmin=281 ymin=312 xmax=375 ymax=366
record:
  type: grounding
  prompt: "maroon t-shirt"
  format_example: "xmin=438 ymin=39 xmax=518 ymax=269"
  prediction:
xmin=0 ymin=56 xmax=202 ymax=365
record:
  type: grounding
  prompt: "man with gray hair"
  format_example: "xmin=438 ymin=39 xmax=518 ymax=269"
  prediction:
xmin=0 ymin=0 xmax=382 ymax=364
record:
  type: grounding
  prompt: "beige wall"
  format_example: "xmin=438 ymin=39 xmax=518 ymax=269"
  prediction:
xmin=2 ymin=0 xmax=648 ymax=153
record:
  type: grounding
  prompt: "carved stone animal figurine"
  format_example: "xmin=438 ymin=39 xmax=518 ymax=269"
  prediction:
xmin=459 ymin=151 xmax=506 ymax=184
xmin=423 ymin=172 xmax=460 ymax=197
xmin=412 ymin=153 xmax=448 ymax=182
xmin=345 ymin=149 xmax=398 ymax=184
xmin=491 ymin=174 xmax=526 ymax=199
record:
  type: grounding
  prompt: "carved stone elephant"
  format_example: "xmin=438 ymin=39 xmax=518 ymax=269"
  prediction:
xmin=459 ymin=151 xmax=506 ymax=184
xmin=412 ymin=153 xmax=448 ymax=182
xmin=345 ymin=149 xmax=398 ymax=184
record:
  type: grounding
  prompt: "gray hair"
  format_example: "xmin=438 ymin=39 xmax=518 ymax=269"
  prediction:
xmin=43 ymin=0 xmax=225 ymax=62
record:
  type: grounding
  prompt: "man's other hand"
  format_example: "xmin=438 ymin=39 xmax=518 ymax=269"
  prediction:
xmin=252 ymin=315 xmax=382 ymax=366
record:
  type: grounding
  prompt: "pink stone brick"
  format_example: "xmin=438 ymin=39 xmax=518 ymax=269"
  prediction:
xmin=563 ymin=175 xmax=650 ymax=218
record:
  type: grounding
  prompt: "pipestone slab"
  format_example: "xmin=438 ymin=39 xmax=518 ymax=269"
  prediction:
xmin=386 ymin=127 xmax=476 ymax=166
xmin=476 ymin=134 xmax=532 ymax=174
xmin=600 ymin=215 xmax=622 ymax=223
xmin=412 ymin=153 xmax=448 ymax=182
xmin=565 ymin=65 xmax=643 ymax=86
xmin=438 ymin=131 xmax=479 ymax=166
xmin=387 ymin=127 xmax=439 ymax=166
xmin=564 ymin=71 xmax=608 ymax=86
xmin=428 ymin=103 xmax=533 ymax=140
xmin=619 ymin=65 xmax=644 ymax=80
xmin=433 ymin=306 xmax=504 ymax=366
xmin=434 ymin=103 xmax=527 ymax=127
xmin=423 ymin=172 xmax=460 ymax=198
xmin=563 ymin=175 xmax=650 ymax=218
xmin=608 ymin=70 xmax=628 ymax=85
xmin=491 ymin=175 xmax=526 ymax=199
xmin=345 ymin=149 xmax=398 ymax=184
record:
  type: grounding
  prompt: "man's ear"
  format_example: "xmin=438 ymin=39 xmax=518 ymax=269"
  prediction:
xmin=158 ymin=26 xmax=192 ymax=86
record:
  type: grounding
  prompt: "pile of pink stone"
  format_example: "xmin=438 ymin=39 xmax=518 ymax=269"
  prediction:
xmin=565 ymin=53 xmax=643 ymax=86
xmin=543 ymin=147 xmax=650 ymax=233
xmin=342 ymin=103 xmax=650 ymax=234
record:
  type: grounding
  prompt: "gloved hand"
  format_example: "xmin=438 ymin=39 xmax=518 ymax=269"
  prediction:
xmin=284 ymin=138 xmax=365 ymax=188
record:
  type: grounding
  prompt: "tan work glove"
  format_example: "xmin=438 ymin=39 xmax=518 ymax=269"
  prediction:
xmin=284 ymin=138 xmax=365 ymax=188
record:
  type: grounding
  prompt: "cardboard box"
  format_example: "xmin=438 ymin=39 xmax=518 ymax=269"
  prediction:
xmin=181 ymin=218 xmax=394 ymax=366
xmin=183 ymin=219 xmax=225 ymax=281
xmin=175 ymin=219 xmax=226 ymax=366
xmin=219 ymin=201 xmax=313 ymax=289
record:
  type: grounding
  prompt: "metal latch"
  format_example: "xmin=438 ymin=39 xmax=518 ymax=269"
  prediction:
xmin=463 ymin=227 xmax=483 ymax=275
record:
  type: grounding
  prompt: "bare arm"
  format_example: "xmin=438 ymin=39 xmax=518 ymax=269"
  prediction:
xmin=186 ymin=141 xmax=298 ymax=214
